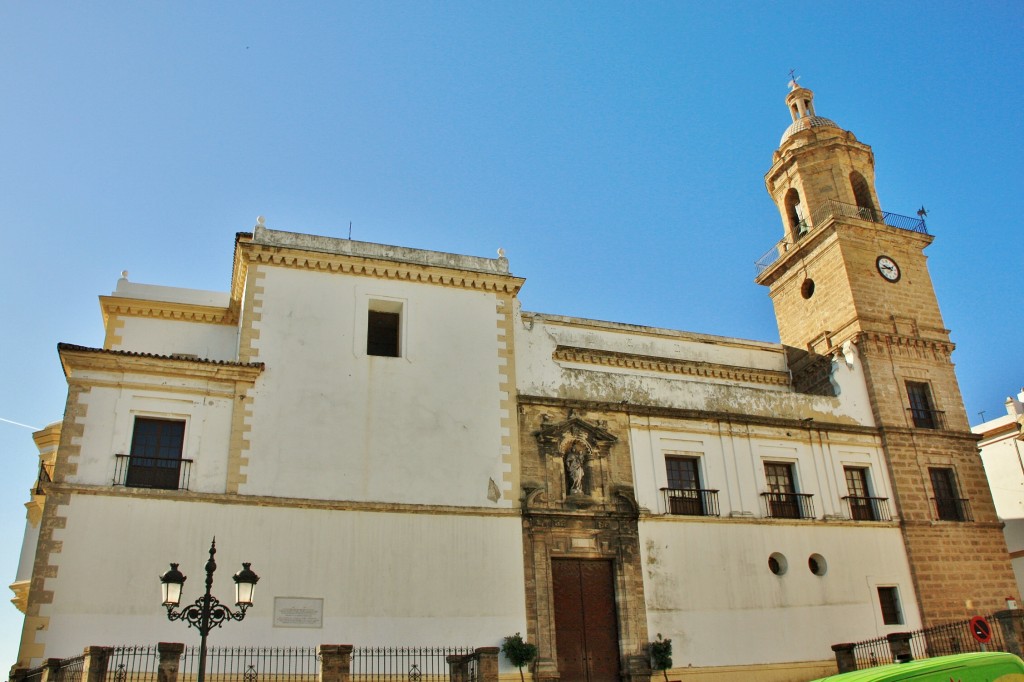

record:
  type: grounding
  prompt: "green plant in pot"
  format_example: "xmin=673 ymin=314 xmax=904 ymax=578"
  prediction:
xmin=649 ymin=633 xmax=673 ymax=682
xmin=502 ymin=632 xmax=538 ymax=682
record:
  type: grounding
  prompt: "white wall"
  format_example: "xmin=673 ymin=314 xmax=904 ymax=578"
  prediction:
xmin=630 ymin=421 xmax=892 ymax=520
xmin=113 ymin=280 xmax=231 ymax=308
xmin=640 ymin=521 xmax=920 ymax=667
xmin=241 ymin=266 xmax=509 ymax=507
xmin=515 ymin=312 xmax=876 ymax=426
xmin=33 ymin=494 xmax=526 ymax=661
xmin=65 ymin=383 xmax=235 ymax=494
xmin=114 ymin=317 xmax=239 ymax=363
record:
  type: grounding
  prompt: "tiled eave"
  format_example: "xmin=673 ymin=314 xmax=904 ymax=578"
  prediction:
xmin=57 ymin=343 xmax=264 ymax=383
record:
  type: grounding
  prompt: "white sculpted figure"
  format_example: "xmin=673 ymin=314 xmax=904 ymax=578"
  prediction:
xmin=566 ymin=444 xmax=586 ymax=495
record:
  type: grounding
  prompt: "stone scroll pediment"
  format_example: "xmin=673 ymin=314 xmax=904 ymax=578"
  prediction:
xmin=533 ymin=417 xmax=618 ymax=460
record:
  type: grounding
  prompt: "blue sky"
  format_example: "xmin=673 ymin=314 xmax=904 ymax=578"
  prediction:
xmin=1 ymin=1 xmax=1021 ymax=667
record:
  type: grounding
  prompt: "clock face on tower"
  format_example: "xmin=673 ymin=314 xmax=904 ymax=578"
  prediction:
xmin=876 ymin=255 xmax=901 ymax=283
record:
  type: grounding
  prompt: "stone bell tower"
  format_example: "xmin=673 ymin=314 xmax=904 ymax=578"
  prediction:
xmin=756 ymin=79 xmax=1017 ymax=626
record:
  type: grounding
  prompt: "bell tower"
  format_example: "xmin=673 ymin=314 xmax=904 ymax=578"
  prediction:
xmin=756 ymin=80 xmax=1017 ymax=627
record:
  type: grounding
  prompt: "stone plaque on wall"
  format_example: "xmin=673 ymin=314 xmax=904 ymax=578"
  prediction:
xmin=273 ymin=597 xmax=324 ymax=628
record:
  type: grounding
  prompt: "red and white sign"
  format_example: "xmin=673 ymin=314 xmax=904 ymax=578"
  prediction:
xmin=969 ymin=615 xmax=992 ymax=644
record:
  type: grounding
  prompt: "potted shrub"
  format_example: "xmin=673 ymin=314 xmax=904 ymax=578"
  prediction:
xmin=502 ymin=632 xmax=538 ymax=682
xmin=649 ymin=633 xmax=673 ymax=682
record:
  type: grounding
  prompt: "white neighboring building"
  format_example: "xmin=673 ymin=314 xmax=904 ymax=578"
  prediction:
xmin=975 ymin=389 xmax=1024 ymax=592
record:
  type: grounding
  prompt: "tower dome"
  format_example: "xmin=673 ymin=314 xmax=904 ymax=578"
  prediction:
xmin=779 ymin=80 xmax=840 ymax=143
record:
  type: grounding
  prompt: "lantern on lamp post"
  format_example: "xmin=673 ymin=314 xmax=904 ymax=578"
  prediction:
xmin=160 ymin=538 xmax=259 ymax=682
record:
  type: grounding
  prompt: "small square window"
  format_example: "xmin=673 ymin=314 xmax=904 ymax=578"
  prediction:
xmin=367 ymin=310 xmax=400 ymax=357
xmin=877 ymin=586 xmax=903 ymax=625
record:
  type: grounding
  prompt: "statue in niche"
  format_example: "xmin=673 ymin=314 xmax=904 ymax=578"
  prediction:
xmin=565 ymin=441 xmax=587 ymax=495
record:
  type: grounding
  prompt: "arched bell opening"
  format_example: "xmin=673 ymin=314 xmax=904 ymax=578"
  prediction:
xmin=784 ymin=188 xmax=808 ymax=239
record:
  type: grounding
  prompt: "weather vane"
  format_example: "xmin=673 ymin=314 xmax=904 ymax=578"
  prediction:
xmin=788 ymin=69 xmax=801 ymax=90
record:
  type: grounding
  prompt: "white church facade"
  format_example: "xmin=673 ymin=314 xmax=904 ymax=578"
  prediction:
xmin=12 ymin=85 xmax=1015 ymax=682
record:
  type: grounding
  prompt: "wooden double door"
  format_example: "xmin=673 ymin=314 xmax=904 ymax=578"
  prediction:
xmin=551 ymin=559 xmax=621 ymax=682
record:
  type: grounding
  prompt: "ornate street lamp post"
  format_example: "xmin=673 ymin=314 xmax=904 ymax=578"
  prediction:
xmin=160 ymin=538 xmax=260 ymax=682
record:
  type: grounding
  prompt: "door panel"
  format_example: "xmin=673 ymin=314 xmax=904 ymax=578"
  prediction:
xmin=552 ymin=559 xmax=621 ymax=682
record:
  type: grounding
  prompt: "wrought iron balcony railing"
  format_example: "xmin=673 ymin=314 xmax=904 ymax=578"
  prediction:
xmin=756 ymin=200 xmax=929 ymax=274
xmin=761 ymin=492 xmax=815 ymax=519
xmin=661 ymin=488 xmax=721 ymax=517
xmin=932 ymin=496 xmax=973 ymax=522
xmin=34 ymin=461 xmax=54 ymax=494
xmin=114 ymin=454 xmax=192 ymax=491
xmin=842 ymin=495 xmax=891 ymax=522
xmin=908 ymin=407 xmax=946 ymax=430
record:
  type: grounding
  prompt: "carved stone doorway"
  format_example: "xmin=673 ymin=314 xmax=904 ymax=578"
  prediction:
xmin=551 ymin=558 xmax=621 ymax=682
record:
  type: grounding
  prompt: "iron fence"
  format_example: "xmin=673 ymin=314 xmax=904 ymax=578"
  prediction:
xmin=351 ymin=647 xmax=473 ymax=681
xmin=852 ymin=636 xmax=892 ymax=670
xmin=850 ymin=612 xmax=1017 ymax=670
xmin=26 ymin=644 xmax=483 ymax=682
xmin=54 ymin=656 xmax=85 ymax=682
xmin=21 ymin=665 xmax=45 ymax=682
xmin=180 ymin=647 xmax=318 ymax=682
xmin=909 ymin=618 xmax=1007 ymax=660
xmin=106 ymin=646 xmax=159 ymax=682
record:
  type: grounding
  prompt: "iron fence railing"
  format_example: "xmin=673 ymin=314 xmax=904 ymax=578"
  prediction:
xmin=932 ymin=497 xmax=974 ymax=522
xmin=661 ymin=488 xmax=721 ymax=517
xmin=106 ymin=645 xmax=158 ymax=682
xmin=180 ymin=646 xmax=318 ymax=682
xmin=22 ymin=644 xmax=492 ymax=682
xmin=54 ymin=655 xmax=85 ymax=682
xmin=761 ymin=492 xmax=815 ymax=519
xmin=756 ymin=200 xmax=929 ymax=274
xmin=842 ymin=496 xmax=891 ymax=522
xmin=352 ymin=646 xmax=473 ymax=681
xmin=113 ymin=454 xmax=193 ymax=491
xmin=22 ymin=664 xmax=45 ymax=682
xmin=909 ymin=617 xmax=1008 ymax=660
xmin=446 ymin=651 xmax=480 ymax=682
xmin=35 ymin=461 xmax=54 ymax=494
xmin=852 ymin=636 xmax=893 ymax=670
xmin=850 ymin=612 xmax=1016 ymax=670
